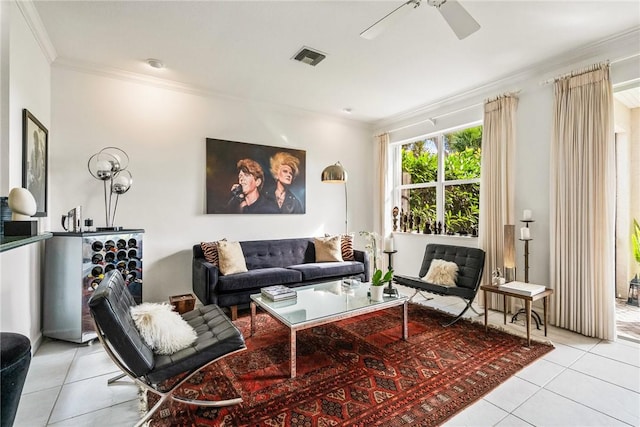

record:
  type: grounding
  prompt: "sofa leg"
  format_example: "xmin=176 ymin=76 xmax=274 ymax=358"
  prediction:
xmin=230 ymin=305 xmax=238 ymax=321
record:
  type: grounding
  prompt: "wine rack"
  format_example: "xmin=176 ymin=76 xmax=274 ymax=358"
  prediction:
xmin=43 ymin=229 xmax=144 ymax=343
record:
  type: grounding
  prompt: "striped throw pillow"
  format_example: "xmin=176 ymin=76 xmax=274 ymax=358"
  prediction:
xmin=200 ymin=241 xmax=220 ymax=266
xmin=341 ymin=233 xmax=355 ymax=261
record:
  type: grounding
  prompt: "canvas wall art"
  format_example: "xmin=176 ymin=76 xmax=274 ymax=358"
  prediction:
xmin=22 ymin=109 xmax=48 ymax=217
xmin=206 ymin=139 xmax=306 ymax=214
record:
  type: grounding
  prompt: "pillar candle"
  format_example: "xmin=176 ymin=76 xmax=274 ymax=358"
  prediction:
xmin=384 ymin=237 xmax=394 ymax=252
xmin=520 ymin=227 xmax=530 ymax=240
xmin=523 ymin=209 xmax=532 ymax=220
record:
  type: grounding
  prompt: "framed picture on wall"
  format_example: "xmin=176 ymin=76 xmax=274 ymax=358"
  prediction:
xmin=206 ymin=138 xmax=306 ymax=214
xmin=22 ymin=109 xmax=48 ymax=217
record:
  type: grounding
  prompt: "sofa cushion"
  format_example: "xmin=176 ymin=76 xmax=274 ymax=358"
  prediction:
xmin=217 ymin=241 xmax=248 ymax=275
xmin=200 ymin=241 xmax=220 ymax=266
xmin=288 ymin=261 xmax=364 ymax=281
xmin=240 ymin=239 xmax=314 ymax=269
xmin=340 ymin=233 xmax=355 ymax=261
xmin=216 ymin=267 xmax=302 ymax=293
xmin=314 ymin=236 xmax=343 ymax=262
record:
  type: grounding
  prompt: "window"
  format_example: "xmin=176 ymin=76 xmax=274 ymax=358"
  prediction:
xmin=395 ymin=124 xmax=482 ymax=235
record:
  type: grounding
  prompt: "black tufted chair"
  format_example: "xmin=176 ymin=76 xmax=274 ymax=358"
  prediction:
xmin=394 ymin=244 xmax=486 ymax=326
xmin=88 ymin=270 xmax=246 ymax=427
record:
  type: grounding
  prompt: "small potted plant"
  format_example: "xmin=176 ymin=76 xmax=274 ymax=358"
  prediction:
xmin=370 ymin=268 xmax=393 ymax=301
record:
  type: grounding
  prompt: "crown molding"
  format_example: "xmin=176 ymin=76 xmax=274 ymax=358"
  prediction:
xmin=16 ymin=0 xmax=57 ymax=63
xmin=375 ymin=26 xmax=640 ymax=131
xmin=52 ymin=57 xmax=373 ymax=129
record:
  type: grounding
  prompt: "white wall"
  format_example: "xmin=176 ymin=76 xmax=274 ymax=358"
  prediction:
xmin=50 ymin=66 xmax=374 ymax=303
xmin=0 ymin=1 xmax=51 ymax=343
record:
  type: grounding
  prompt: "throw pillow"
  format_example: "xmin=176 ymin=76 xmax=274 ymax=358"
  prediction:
xmin=422 ymin=259 xmax=459 ymax=287
xmin=325 ymin=233 xmax=355 ymax=261
xmin=200 ymin=241 xmax=219 ymax=266
xmin=315 ymin=235 xmax=344 ymax=262
xmin=217 ymin=240 xmax=248 ymax=275
xmin=340 ymin=233 xmax=355 ymax=261
xmin=130 ymin=303 xmax=197 ymax=355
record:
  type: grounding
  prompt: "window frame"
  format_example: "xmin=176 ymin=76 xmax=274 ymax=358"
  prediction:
xmin=392 ymin=120 xmax=482 ymax=234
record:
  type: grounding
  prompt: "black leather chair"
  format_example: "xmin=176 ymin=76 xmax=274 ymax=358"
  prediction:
xmin=1 ymin=332 xmax=31 ymax=427
xmin=88 ymin=270 xmax=246 ymax=427
xmin=395 ymin=244 xmax=486 ymax=326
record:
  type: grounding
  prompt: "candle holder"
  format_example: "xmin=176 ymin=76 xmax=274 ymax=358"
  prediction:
xmin=383 ymin=250 xmax=399 ymax=296
xmin=513 ymin=219 xmax=543 ymax=329
xmin=519 ymin=220 xmax=534 ymax=283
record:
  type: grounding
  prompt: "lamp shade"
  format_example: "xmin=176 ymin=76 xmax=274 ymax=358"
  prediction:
xmin=321 ymin=162 xmax=348 ymax=183
xmin=503 ymin=224 xmax=516 ymax=282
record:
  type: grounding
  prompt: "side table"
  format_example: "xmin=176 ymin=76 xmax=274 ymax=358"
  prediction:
xmin=481 ymin=284 xmax=553 ymax=346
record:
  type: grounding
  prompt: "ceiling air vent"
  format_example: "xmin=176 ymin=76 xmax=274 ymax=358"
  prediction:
xmin=292 ymin=46 xmax=326 ymax=67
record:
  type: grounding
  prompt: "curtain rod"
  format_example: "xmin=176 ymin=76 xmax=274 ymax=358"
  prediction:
xmin=385 ymin=102 xmax=483 ymax=134
xmin=540 ymin=53 xmax=639 ymax=86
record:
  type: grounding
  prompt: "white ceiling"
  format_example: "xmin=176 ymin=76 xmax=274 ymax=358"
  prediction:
xmin=32 ymin=0 xmax=640 ymax=123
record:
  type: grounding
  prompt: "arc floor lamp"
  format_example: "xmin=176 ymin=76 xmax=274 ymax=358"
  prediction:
xmin=321 ymin=162 xmax=348 ymax=234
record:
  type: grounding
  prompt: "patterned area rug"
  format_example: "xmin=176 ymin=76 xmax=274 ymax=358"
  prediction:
xmin=147 ymin=304 xmax=553 ymax=426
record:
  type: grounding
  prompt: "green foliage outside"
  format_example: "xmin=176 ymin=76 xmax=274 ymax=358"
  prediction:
xmin=401 ymin=126 xmax=482 ymax=234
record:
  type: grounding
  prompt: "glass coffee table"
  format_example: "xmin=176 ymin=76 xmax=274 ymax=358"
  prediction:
xmin=250 ymin=280 xmax=408 ymax=378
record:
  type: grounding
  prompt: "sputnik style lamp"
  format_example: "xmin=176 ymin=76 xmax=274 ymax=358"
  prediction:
xmin=87 ymin=147 xmax=133 ymax=231
xmin=321 ymin=162 xmax=348 ymax=233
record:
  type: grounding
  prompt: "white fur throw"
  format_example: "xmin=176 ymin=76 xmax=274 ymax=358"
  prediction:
xmin=422 ymin=259 xmax=459 ymax=287
xmin=130 ymin=303 xmax=197 ymax=355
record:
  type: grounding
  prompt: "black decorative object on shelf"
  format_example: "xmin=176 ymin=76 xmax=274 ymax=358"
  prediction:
xmin=392 ymin=206 xmax=399 ymax=232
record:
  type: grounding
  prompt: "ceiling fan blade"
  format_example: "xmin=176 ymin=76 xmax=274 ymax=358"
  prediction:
xmin=360 ymin=0 xmax=417 ymax=40
xmin=437 ymin=0 xmax=480 ymax=40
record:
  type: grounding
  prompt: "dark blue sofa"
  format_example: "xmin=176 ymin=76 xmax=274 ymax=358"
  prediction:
xmin=193 ymin=237 xmax=370 ymax=319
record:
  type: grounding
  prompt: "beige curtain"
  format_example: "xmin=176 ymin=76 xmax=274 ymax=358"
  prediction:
xmin=551 ymin=63 xmax=615 ymax=340
xmin=376 ymin=133 xmax=390 ymax=271
xmin=479 ymin=94 xmax=518 ymax=310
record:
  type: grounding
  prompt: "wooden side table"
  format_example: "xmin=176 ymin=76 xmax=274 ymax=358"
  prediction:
xmin=481 ymin=284 xmax=553 ymax=346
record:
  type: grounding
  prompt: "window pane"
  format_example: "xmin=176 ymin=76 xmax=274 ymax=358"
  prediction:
xmin=444 ymin=183 xmax=479 ymax=234
xmin=401 ymin=139 xmax=437 ymax=185
xmin=401 ymin=187 xmax=437 ymax=229
xmin=444 ymin=126 xmax=482 ymax=181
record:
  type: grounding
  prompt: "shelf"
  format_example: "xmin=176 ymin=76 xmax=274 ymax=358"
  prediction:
xmin=0 ymin=232 xmax=53 ymax=253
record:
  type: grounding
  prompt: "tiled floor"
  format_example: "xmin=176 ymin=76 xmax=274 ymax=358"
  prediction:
xmin=15 ymin=287 xmax=640 ymax=426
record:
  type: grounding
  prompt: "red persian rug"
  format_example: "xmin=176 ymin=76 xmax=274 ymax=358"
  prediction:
xmin=147 ymin=304 xmax=553 ymax=426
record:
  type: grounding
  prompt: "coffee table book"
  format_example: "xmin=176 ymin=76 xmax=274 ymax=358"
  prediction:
xmin=261 ymin=285 xmax=297 ymax=301
xmin=499 ymin=281 xmax=546 ymax=296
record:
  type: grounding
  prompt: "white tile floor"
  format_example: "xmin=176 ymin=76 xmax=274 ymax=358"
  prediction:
xmin=15 ymin=287 xmax=640 ymax=427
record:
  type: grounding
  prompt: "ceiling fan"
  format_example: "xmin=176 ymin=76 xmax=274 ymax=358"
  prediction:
xmin=360 ymin=0 xmax=480 ymax=41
